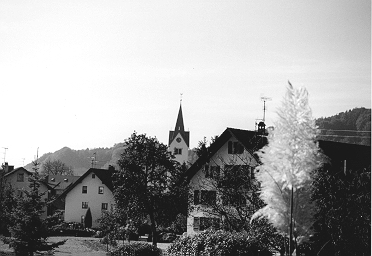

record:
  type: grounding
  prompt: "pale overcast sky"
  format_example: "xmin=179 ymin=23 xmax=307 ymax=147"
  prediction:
xmin=1 ymin=0 xmax=370 ymax=167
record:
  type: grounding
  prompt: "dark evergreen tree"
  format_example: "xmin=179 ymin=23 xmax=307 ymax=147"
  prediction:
xmin=6 ymin=160 xmax=65 ymax=256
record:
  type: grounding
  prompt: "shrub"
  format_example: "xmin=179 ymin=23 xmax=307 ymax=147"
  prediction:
xmin=167 ymin=229 xmax=270 ymax=256
xmin=110 ymin=242 xmax=162 ymax=256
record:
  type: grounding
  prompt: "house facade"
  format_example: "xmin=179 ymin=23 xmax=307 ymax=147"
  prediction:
xmin=185 ymin=128 xmax=267 ymax=235
xmin=57 ymin=167 xmax=115 ymax=228
xmin=3 ymin=166 xmax=51 ymax=219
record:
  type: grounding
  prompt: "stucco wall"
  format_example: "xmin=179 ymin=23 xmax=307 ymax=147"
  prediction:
xmin=187 ymin=137 xmax=258 ymax=235
xmin=64 ymin=173 xmax=114 ymax=228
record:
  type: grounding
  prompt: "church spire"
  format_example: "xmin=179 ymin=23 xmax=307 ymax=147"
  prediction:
xmin=174 ymin=104 xmax=185 ymax=132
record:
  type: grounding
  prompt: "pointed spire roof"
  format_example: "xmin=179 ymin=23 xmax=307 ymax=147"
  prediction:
xmin=169 ymin=103 xmax=189 ymax=147
xmin=174 ymin=104 xmax=185 ymax=132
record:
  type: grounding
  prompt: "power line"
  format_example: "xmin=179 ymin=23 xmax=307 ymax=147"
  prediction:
xmin=319 ymin=129 xmax=371 ymax=133
xmin=318 ymin=135 xmax=371 ymax=139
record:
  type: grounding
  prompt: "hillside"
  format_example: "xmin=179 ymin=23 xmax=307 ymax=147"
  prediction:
xmin=316 ymin=107 xmax=371 ymax=146
xmin=25 ymin=143 xmax=125 ymax=175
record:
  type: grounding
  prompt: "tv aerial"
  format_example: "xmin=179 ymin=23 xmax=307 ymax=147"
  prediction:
xmin=260 ymin=96 xmax=272 ymax=122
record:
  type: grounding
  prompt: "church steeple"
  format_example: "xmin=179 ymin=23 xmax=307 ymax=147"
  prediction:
xmin=168 ymin=101 xmax=190 ymax=164
xmin=174 ymin=104 xmax=185 ymax=132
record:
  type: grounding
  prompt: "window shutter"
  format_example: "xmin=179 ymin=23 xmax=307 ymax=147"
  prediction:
xmin=193 ymin=217 xmax=200 ymax=231
xmin=194 ymin=190 xmax=200 ymax=205
xmin=204 ymin=165 xmax=210 ymax=178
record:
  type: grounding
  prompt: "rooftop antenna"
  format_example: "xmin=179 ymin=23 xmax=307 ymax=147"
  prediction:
xmin=89 ymin=152 xmax=98 ymax=168
xmin=261 ymin=96 xmax=272 ymax=122
xmin=180 ymin=93 xmax=183 ymax=104
xmin=2 ymin=147 xmax=8 ymax=164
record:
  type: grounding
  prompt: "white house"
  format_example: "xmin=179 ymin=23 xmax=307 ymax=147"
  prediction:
xmin=56 ymin=167 xmax=115 ymax=228
xmin=184 ymin=127 xmax=267 ymax=235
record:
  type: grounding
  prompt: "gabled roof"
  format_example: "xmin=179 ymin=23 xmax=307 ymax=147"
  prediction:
xmin=4 ymin=167 xmax=53 ymax=190
xmin=46 ymin=175 xmax=80 ymax=190
xmin=4 ymin=167 xmax=32 ymax=177
xmin=185 ymin=127 xmax=267 ymax=181
xmin=56 ymin=168 xmax=114 ymax=200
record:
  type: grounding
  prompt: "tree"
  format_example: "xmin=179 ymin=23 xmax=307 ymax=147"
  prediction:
xmin=112 ymin=132 xmax=189 ymax=247
xmin=251 ymin=83 xmax=323 ymax=255
xmin=5 ymin=160 xmax=65 ymax=256
xmin=312 ymin=164 xmax=370 ymax=255
xmin=41 ymin=159 xmax=74 ymax=176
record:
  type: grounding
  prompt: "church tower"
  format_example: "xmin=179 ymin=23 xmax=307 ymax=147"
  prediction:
xmin=169 ymin=103 xmax=189 ymax=164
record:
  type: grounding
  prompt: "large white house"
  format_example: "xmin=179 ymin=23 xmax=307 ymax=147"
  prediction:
xmin=56 ymin=167 xmax=115 ymax=228
xmin=184 ymin=127 xmax=267 ymax=235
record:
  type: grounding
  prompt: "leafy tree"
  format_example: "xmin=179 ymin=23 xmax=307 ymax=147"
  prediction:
xmin=41 ymin=159 xmax=74 ymax=176
xmin=112 ymin=132 xmax=189 ymax=246
xmin=312 ymin=164 xmax=370 ymax=255
xmin=252 ymin=83 xmax=323 ymax=255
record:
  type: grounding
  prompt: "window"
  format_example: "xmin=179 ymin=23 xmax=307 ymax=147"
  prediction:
xmin=228 ymin=141 xmax=244 ymax=154
xmin=82 ymin=186 xmax=87 ymax=194
xmin=102 ymin=203 xmax=108 ymax=210
xmin=205 ymin=165 xmax=220 ymax=179
xmin=17 ymin=173 xmax=24 ymax=182
xmin=82 ymin=202 xmax=88 ymax=209
xmin=222 ymin=193 xmax=246 ymax=207
xmin=98 ymin=186 xmax=104 ymax=194
xmin=17 ymin=190 xmax=23 ymax=197
xmin=193 ymin=217 xmax=220 ymax=231
xmin=92 ymin=174 xmax=95 ymax=178
xmin=194 ymin=190 xmax=216 ymax=206
xmin=174 ymin=148 xmax=182 ymax=155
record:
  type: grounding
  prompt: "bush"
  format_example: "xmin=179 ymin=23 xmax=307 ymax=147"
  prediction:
xmin=167 ymin=229 xmax=270 ymax=256
xmin=110 ymin=242 xmax=162 ymax=256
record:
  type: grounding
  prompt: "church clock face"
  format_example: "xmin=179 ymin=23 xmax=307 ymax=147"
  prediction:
xmin=176 ymin=137 xmax=182 ymax=143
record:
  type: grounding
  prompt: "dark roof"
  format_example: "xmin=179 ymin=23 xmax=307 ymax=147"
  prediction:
xmin=46 ymin=175 xmax=80 ymax=190
xmin=55 ymin=168 xmax=114 ymax=200
xmin=318 ymin=140 xmax=371 ymax=170
xmin=185 ymin=127 xmax=267 ymax=181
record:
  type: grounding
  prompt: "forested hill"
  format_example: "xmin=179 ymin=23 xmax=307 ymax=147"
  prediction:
xmin=316 ymin=107 xmax=371 ymax=146
xmin=25 ymin=143 xmax=125 ymax=175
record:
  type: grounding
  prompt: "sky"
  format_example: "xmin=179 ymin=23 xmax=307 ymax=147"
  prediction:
xmin=0 ymin=0 xmax=370 ymax=167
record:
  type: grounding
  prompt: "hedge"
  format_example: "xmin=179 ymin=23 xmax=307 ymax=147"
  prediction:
xmin=166 ymin=229 xmax=271 ymax=256
xmin=110 ymin=242 xmax=162 ymax=256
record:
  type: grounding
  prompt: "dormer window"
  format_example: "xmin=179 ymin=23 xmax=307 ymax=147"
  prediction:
xmin=64 ymin=178 xmax=68 ymax=182
xmin=50 ymin=178 xmax=55 ymax=182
